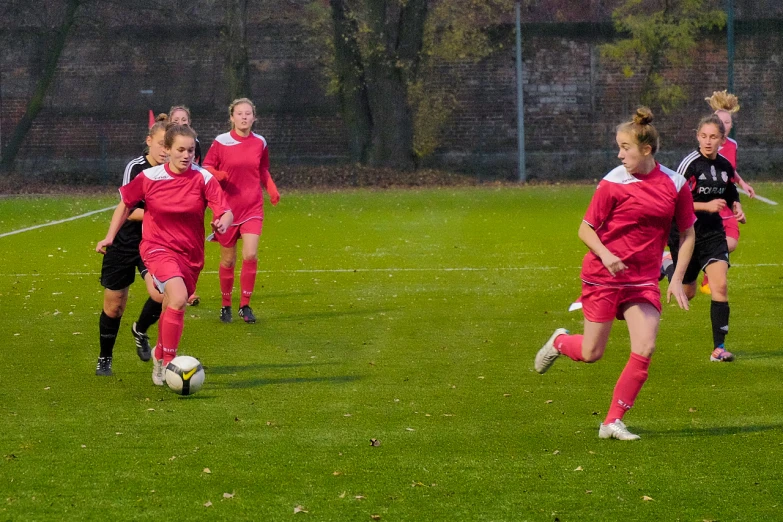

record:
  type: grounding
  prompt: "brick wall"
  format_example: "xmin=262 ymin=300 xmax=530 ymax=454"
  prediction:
xmin=1 ymin=3 xmax=783 ymax=182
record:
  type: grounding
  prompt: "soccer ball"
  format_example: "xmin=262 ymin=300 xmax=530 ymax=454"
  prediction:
xmin=165 ymin=356 xmax=205 ymax=396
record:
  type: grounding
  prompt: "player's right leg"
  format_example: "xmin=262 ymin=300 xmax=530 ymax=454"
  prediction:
xmin=219 ymin=242 xmax=239 ymax=323
xmin=97 ymin=249 xmax=136 ymax=376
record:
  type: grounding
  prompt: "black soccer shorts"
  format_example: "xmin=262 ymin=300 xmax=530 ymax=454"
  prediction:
xmin=669 ymin=233 xmax=729 ymax=285
xmin=100 ymin=246 xmax=148 ymax=291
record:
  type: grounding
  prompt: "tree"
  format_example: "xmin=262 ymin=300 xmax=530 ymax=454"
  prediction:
xmin=309 ymin=0 xmax=511 ymax=169
xmin=600 ymin=0 xmax=726 ymax=114
xmin=0 ymin=0 xmax=81 ymax=173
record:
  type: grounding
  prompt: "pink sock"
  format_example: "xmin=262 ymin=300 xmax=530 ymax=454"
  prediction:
xmin=160 ymin=307 xmax=185 ymax=365
xmin=219 ymin=265 xmax=234 ymax=307
xmin=239 ymin=259 xmax=258 ymax=308
xmin=154 ymin=308 xmax=166 ymax=360
xmin=604 ymin=353 xmax=650 ymax=424
xmin=554 ymin=334 xmax=585 ymax=362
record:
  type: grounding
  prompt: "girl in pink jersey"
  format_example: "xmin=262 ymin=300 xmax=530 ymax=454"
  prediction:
xmin=534 ymin=108 xmax=696 ymax=441
xmin=97 ymin=124 xmax=233 ymax=386
xmin=699 ymin=91 xmax=753 ymax=294
xmin=203 ymin=98 xmax=280 ymax=324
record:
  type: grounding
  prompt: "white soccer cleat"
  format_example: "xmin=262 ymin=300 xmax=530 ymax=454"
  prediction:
xmin=152 ymin=356 xmax=165 ymax=386
xmin=534 ymin=328 xmax=568 ymax=374
xmin=599 ymin=419 xmax=641 ymax=441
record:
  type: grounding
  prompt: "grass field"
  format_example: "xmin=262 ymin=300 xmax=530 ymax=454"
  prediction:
xmin=1 ymin=184 xmax=781 ymax=521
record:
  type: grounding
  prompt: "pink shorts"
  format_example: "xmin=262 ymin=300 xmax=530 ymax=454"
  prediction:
xmin=215 ymin=218 xmax=263 ymax=248
xmin=143 ymin=248 xmax=200 ymax=297
xmin=581 ymin=282 xmax=661 ymax=323
xmin=722 ymin=215 xmax=740 ymax=241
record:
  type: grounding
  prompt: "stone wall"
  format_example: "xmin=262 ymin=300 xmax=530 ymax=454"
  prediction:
xmin=1 ymin=2 xmax=782 ymax=182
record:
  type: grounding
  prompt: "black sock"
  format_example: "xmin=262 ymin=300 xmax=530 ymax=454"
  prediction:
xmin=99 ymin=311 xmax=122 ymax=358
xmin=710 ymin=300 xmax=730 ymax=347
xmin=136 ymin=297 xmax=162 ymax=333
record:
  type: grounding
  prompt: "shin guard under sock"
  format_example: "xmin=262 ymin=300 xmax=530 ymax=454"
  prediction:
xmin=605 ymin=352 xmax=650 ymax=424
xmin=239 ymin=259 xmax=258 ymax=308
xmin=220 ymin=265 xmax=234 ymax=307
xmin=160 ymin=307 xmax=185 ymax=365
xmin=99 ymin=312 xmax=122 ymax=358
xmin=711 ymin=300 xmax=730 ymax=347
xmin=136 ymin=297 xmax=162 ymax=333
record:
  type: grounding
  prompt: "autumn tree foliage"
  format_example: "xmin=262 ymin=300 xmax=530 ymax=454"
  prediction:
xmin=601 ymin=0 xmax=726 ymax=114
xmin=308 ymin=0 xmax=512 ymax=169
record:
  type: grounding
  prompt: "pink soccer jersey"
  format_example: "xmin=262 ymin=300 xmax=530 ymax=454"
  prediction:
xmin=119 ymin=164 xmax=230 ymax=272
xmin=203 ymin=130 xmax=269 ymax=226
xmin=580 ymin=163 xmax=696 ymax=287
xmin=719 ymin=137 xmax=737 ymax=169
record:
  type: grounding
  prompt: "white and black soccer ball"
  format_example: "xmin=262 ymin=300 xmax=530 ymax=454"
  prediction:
xmin=165 ymin=355 xmax=205 ymax=396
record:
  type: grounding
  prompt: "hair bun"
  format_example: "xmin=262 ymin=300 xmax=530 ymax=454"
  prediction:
xmin=633 ymin=107 xmax=654 ymax=126
xmin=156 ymin=113 xmax=169 ymax=122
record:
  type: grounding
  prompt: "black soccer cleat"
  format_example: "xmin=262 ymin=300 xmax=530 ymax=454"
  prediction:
xmin=95 ymin=356 xmax=113 ymax=377
xmin=131 ymin=322 xmax=152 ymax=362
xmin=238 ymin=305 xmax=256 ymax=324
xmin=220 ymin=306 xmax=233 ymax=324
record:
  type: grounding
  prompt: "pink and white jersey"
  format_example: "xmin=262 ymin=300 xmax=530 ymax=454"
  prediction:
xmin=719 ymin=137 xmax=737 ymax=169
xmin=203 ymin=129 xmax=269 ymax=226
xmin=581 ymin=163 xmax=696 ymax=287
xmin=119 ymin=164 xmax=231 ymax=272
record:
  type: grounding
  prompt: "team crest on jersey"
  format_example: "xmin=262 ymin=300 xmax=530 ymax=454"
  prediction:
xmin=721 ymin=171 xmax=728 ymax=182
xmin=710 ymin=165 xmax=717 ymax=181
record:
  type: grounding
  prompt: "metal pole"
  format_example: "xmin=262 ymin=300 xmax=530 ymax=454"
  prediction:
xmin=727 ymin=0 xmax=734 ymax=92
xmin=515 ymin=0 xmax=526 ymax=182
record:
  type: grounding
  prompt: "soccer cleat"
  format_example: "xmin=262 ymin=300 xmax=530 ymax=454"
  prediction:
xmin=238 ymin=305 xmax=256 ymax=324
xmin=187 ymin=294 xmax=200 ymax=306
xmin=152 ymin=356 xmax=165 ymax=386
xmin=131 ymin=322 xmax=152 ymax=362
xmin=95 ymin=356 xmax=113 ymax=377
xmin=220 ymin=306 xmax=233 ymax=324
xmin=534 ymin=328 xmax=568 ymax=374
xmin=710 ymin=347 xmax=735 ymax=362
xmin=599 ymin=419 xmax=640 ymax=441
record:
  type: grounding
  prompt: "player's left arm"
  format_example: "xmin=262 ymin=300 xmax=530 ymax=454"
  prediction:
xmin=97 ymin=202 xmax=132 ymax=254
xmin=259 ymin=145 xmax=279 ymax=206
xmin=204 ymin=177 xmax=233 ymax=233
xmin=733 ymin=171 xmax=755 ymax=198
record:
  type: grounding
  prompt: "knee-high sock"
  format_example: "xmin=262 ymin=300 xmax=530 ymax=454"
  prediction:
xmin=239 ymin=259 xmax=258 ymax=308
xmin=154 ymin=308 xmax=166 ymax=361
xmin=220 ymin=265 xmax=234 ymax=307
xmin=160 ymin=307 xmax=185 ymax=365
xmin=711 ymin=300 xmax=730 ymax=347
xmin=554 ymin=333 xmax=585 ymax=362
xmin=605 ymin=353 xmax=650 ymax=424
xmin=136 ymin=297 xmax=162 ymax=333
xmin=99 ymin=312 xmax=122 ymax=358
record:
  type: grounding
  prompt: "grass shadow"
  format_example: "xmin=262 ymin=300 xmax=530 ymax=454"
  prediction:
xmin=207 ymin=362 xmax=335 ymax=375
xmin=639 ymin=423 xmax=783 ymax=437
xmin=214 ymin=374 xmax=361 ymax=389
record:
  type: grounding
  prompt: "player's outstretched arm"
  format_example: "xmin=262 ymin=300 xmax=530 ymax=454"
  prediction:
xmin=577 ymin=221 xmax=627 ymax=276
xmin=96 ymin=201 xmax=131 ymax=254
xmin=667 ymin=226 xmax=695 ymax=310
xmin=734 ymin=171 xmax=755 ymax=198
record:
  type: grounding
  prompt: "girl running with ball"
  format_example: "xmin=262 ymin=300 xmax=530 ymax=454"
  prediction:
xmin=97 ymin=123 xmax=233 ymax=386
xmin=534 ymin=108 xmax=696 ymax=441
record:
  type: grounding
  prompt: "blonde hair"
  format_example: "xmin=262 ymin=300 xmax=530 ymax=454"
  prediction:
xmin=148 ymin=113 xmax=168 ymax=137
xmin=168 ymin=105 xmax=192 ymax=123
xmin=616 ymin=107 xmax=660 ymax=154
xmin=705 ymin=90 xmax=740 ymax=113
xmin=228 ymin=97 xmax=256 ymax=128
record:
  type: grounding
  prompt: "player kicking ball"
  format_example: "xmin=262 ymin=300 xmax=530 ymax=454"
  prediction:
xmin=534 ymin=108 xmax=696 ymax=441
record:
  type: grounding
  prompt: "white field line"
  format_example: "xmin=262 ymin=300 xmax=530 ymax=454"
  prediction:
xmin=0 ymin=263 xmax=778 ymax=278
xmin=0 ymin=206 xmax=115 ymax=239
xmin=738 ymin=188 xmax=778 ymax=205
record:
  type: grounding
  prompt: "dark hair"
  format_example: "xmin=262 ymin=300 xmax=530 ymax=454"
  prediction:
xmin=164 ymin=123 xmax=198 ymax=148
xmin=148 ymin=113 xmax=168 ymax=137
xmin=616 ymin=107 xmax=659 ymax=154
xmin=697 ymin=113 xmax=726 ymax=137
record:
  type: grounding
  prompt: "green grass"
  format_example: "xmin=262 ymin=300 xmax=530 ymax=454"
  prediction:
xmin=1 ymin=185 xmax=782 ymax=521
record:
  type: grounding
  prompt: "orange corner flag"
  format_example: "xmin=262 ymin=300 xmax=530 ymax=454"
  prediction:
xmin=148 ymin=109 xmax=155 ymax=128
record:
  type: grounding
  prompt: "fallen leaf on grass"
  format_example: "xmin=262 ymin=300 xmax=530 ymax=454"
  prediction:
xmin=689 ymin=408 xmax=697 ymax=413
xmin=147 ymin=408 xmax=155 ymax=411
xmin=80 ymin=445 xmax=86 ymax=448
xmin=294 ymin=505 xmax=308 ymax=513
xmin=203 ymin=468 xmax=211 ymax=474
xmin=371 ymin=515 xmax=381 ymax=520
xmin=169 ymin=456 xmax=176 ymax=461
xmin=44 ymin=387 xmax=50 ymax=391
xmin=370 ymin=439 xmax=381 ymax=446
xmin=355 ymin=495 xmax=365 ymax=500
xmin=332 ymin=471 xmax=342 ymax=476
xmin=343 ymin=413 xmax=352 ymax=417
xmin=545 ymin=400 xmax=553 ymax=404
xmin=339 ymin=491 xmax=346 ymax=498
xmin=552 ymin=450 xmax=560 ymax=455
xmin=405 ymin=428 xmax=415 ymax=432
xmin=642 ymin=495 xmax=654 ymax=501
xmin=574 ymin=466 xmax=583 ymax=471
xmin=223 ymin=492 xmax=234 ymax=499
xmin=411 ymin=481 xmax=427 ymax=487
xmin=503 ymin=393 xmax=511 ymax=397
xmin=204 ymin=501 xmax=212 ymax=507
xmin=585 ymin=490 xmax=592 ymax=494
